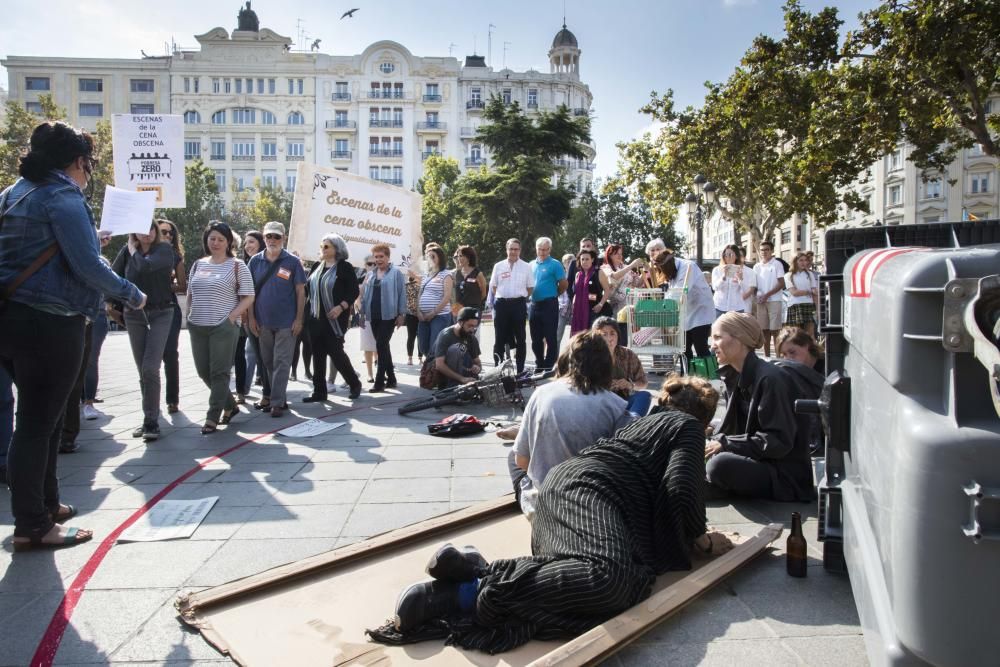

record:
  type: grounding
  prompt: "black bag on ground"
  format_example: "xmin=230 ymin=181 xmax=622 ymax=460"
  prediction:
xmin=428 ymin=414 xmax=485 ymax=437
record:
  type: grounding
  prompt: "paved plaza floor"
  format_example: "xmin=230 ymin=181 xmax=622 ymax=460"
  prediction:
xmin=0 ymin=324 xmax=867 ymax=666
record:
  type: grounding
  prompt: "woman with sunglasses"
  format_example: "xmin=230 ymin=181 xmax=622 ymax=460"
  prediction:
xmin=0 ymin=121 xmax=146 ymax=551
xmin=111 ymin=219 xmax=183 ymax=441
xmin=304 ymin=234 xmax=363 ymax=402
xmin=238 ymin=230 xmax=265 ymax=405
xmin=186 ymin=222 xmax=255 ymax=434
xmin=155 ymin=218 xmax=187 ymax=415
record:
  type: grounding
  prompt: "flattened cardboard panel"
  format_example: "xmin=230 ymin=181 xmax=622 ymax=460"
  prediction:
xmin=179 ymin=500 xmax=776 ymax=667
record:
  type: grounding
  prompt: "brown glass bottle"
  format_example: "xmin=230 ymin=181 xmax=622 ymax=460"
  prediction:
xmin=786 ymin=512 xmax=808 ymax=577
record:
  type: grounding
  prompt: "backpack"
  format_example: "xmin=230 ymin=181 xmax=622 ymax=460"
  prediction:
xmin=428 ymin=413 xmax=485 ymax=437
xmin=419 ymin=356 xmax=440 ymax=389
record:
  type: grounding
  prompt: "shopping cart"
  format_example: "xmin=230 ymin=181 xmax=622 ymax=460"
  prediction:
xmin=624 ymin=287 xmax=687 ymax=374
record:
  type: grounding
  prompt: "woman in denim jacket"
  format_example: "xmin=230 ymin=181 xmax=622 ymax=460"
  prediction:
xmin=0 ymin=121 xmax=146 ymax=551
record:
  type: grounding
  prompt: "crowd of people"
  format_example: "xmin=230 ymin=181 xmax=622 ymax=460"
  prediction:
xmin=0 ymin=120 xmax=828 ymax=580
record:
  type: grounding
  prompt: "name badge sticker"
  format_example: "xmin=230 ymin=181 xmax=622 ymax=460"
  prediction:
xmin=277 ymin=267 xmax=292 ymax=280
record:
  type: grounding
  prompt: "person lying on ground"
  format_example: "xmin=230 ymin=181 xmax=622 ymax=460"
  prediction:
xmin=368 ymin=381 xmax=732 ymax=653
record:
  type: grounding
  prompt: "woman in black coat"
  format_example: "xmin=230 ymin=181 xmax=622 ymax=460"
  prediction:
xmin=705 ymin=312 xmax=815 ymax=501
xmin=302 ymin=233 xmax=362 ymax=401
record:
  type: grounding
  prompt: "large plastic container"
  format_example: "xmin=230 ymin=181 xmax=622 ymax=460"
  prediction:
xmin=837 ymin=243 xmax=1000 ymax=666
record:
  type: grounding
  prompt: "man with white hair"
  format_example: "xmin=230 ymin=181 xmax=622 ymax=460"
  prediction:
xmin=528 ymin=237 xmax=568 ymax=371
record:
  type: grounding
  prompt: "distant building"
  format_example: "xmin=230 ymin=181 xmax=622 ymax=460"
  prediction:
xmin=2 ymin=7 xmax=595 ymax=204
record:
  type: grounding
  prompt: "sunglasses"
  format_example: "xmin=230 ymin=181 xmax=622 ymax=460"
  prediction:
xmin=366 ymin=262 xmax=376 ymax=267
xmin=159 ymin=228 xmax=174 ymax=236
xmin=265 ymin=233 xmax=283 ymax=240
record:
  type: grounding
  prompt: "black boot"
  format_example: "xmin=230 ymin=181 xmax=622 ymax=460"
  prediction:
xmin=393 ymin=580 xmax=469 ymax=633
xmin=425 ymin=543 xmax=487 ymax=582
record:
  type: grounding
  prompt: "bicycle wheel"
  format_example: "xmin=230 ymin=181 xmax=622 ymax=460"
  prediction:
xmin=397 ymin=390 xmax=464 ymax=415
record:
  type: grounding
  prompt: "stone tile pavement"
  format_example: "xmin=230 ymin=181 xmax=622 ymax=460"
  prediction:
xmin=0 ymin=325 xmax=867 ymax=666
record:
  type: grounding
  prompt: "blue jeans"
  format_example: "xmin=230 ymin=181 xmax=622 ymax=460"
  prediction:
xmin=626 ymin=390 xmax=652 ymax=417
xmin=84 ymin=311 xmax=109 ymax=401
xmin=417 ymin=313 xmax=452 ymax=358
xmin=0 ymin=363 xmax=13 ymax=467
xmin=528 ymin=298 xmax=560 ymax=371
xmin=245 ymin=333 xmax=258 ymax=393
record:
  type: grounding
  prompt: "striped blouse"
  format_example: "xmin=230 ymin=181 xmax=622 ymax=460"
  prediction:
xmin=418 ymin=270 xmax=449 ymax=313
xmin=186 ymin=257 xmax=254 ymax=326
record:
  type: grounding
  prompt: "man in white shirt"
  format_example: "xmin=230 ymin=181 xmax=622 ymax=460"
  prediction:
xmin=488 ymin=238 xmax=534 ymax=373
xmin=752 ymin=240 xmax=786 ymax=356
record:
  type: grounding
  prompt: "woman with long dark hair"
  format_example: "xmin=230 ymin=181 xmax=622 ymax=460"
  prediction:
xmin=185 ymin=222 xmax=254 ymax=434
xmin=570 ymin=249 xmax=611 ymax=335
xmin=112 ymin=219 xmax=182 ymax=441
xmin=416 ymin=246 xmax=454 ymax=360
xmin=239 ymin=230 xmax=265 ymax=405
xmin=155 ymin=218 xmax=187 ymax=415
xmin=0 ymin=121 xmax=145 ymax=550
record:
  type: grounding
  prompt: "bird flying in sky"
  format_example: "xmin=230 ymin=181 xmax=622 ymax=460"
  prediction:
xmin=341 ymin=8 xmax=359 ymax=19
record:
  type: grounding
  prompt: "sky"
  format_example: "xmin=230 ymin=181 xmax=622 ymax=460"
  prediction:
xmin=0 ymin=0 xmax=877 ymax=180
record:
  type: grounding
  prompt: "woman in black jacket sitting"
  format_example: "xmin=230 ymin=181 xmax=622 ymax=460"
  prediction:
xmin=705 ymin=312 xmax=815 ymax=502
xmin=303 ymin=233 xmax=362 ymax=402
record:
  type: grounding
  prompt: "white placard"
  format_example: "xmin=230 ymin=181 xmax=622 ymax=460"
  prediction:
xmin=118 ymin=496 xmax=219 ymax=543
xmin=288 ymin=163 xmax=423 ymax=267
xmin=277 ymin=419 xmax=345 ymax=438
xmin=111 ymin=114 xmax=186 ymax=208
xmin=98 ymin=186 xmax=158 ymax=236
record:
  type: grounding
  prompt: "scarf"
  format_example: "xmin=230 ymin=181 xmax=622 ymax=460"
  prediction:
xmin=308 ymin=261 xmax=337 ymax=320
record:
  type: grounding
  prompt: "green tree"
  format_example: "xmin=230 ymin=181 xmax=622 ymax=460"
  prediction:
xmin=415 ymin=154 xmax=462 ymax=247
xmin=846 ymin=0 xmax=1000 ymax=172
xmin=159 ymin=160 xmax=224 ymax=263
xmin=0 ymin=94 xmax=65 ymax=190
xmin=616 ymin=2 xmax=893 ymax=257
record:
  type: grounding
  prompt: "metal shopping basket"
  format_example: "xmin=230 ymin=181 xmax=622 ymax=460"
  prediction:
xmin=624 ymin=287 xmax=687 ymax=374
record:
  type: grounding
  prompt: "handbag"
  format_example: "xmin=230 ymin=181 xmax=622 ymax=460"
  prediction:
xmin=419 ymin=356 xmax=440 ymax=389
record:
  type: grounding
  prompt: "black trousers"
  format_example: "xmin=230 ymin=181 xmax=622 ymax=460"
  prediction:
xmin=493 ymin=298 xmax=527 ymax=372
xmin=372 ymin=319 xmax=398 ymax=386
xmin=234 ymin=333 xmax=248 ymax=394
xmin=162 ymin=304 xmax=182 ymax=405
xmin=685 ymin=323 xmax=712 ymax=361
xmin=292 ymin=326 xmax=312 ymax=378
xmin=706 ymin=452 xmax=775 ymax=499
xmin=528 ymin=298 xmax=559 ymax=371
xmin=60 ymin=320 xmax=93 ymax=445
xmin=405 ymin=314 xmax=419 ymax=358
xmin=0 ymin=301 xmax=85 ymax=537
xmin=307 ymin=315 xmax=360 ymax=398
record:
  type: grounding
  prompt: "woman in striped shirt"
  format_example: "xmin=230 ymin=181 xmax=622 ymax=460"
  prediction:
xmin=416 ymin=246 xmax=454 ymax=359
xmin=186 ymin=222 xmax=254 ymax=434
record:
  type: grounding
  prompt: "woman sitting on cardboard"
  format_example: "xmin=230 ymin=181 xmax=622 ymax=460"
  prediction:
xmin=368 ymin=376 xmax=733 ymax=653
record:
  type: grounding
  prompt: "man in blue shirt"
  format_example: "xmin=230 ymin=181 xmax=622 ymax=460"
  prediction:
xmin=247 ymin=221 xmax=306 ymax=418
xmin=528 ymin=237 xmax=568 ymax=371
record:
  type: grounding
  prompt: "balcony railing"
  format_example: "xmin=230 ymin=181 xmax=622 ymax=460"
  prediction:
xmin=370 ymin=148 xmax=404 ymax=158
xmin=184 ymin=153 xmax=198 ymax=161
xmin=286 ymin=155 xmax=304 ymax=161
xmin=416 ymin=121 xmax=447 ymax=131
xmin=210 ymin=154 xmax=225 ymax=161
xmin=421 ymin=151 xmax=442 ymax=161
xmin=572 ymin=108 xmax=588 ymax=116
xmin=261 ymin=155 xmax=277 ymax=161
xmin=377 ymin=177 xmax=403 ymax=186
xmin=331 ymin=150 xmax=352 ymax=160
xmin=466 ymin=99 xmax=485 ymax=110
xmin=460 ymin=126 xmax=478 ymax=138
xmin=231 ymin=154 xmax=256 ymax=161
xmin=325 ymin=119 xmax=357 ymax=129
xmin=527 ymin=102 xmax=538 ymax=110
xmin=331 ymin=92 xmax=352 ymax=102
xmin=465 ymin=157 xmax=486 ymax=167
xmin=367 ymin=90 xmax=407 ymax=100
xmin=422 ymin=94 xmax=442 ymax=103
xmin=369 ymin=119 xmax=404 ymax=128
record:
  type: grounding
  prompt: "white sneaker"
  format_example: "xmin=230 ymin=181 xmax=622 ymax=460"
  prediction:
xmin=82 ymin=404 xmax=103 ymax=420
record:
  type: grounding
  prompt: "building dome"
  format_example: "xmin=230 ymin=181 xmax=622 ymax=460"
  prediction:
xmin=551 ymin=24 xmax=578 ymax=49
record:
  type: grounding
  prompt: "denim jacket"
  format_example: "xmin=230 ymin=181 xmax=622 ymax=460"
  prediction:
xmin=0 ymin=175 xmax=144 ymax=319
xmin=360 ymin=264 xmax=407 ymax=321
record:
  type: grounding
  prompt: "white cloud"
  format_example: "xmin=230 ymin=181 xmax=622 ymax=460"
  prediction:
xmin=633 ymin=120 xmax=667 ymax=140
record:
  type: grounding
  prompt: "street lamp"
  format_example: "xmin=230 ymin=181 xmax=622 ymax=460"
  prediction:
xmin=685 ymin=175 xmax=716 ymax=266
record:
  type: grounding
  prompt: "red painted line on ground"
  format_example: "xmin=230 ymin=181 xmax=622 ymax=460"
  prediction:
xmin=31 ymin=399 xmax=406 ymax=667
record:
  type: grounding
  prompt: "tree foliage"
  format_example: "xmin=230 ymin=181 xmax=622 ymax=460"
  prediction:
xmin=615 ymin=1 xmax=899 ymax=258
xmin=0 ymin=95 xmax=65 ymax=191
xmin=847 ymin=0 xmax=1000 ymax=172
xmin=159 ymin=160 xmax=224 ymax=263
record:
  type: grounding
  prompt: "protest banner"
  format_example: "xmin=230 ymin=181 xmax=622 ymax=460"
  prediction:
xmin=287 ymin=163 xmax=423 ymax=267
xmin=111 ymin=114 xmax=185 ymax=208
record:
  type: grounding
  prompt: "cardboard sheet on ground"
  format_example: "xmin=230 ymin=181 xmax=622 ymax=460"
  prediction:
xmin=177 ymin=497 xmax=780 ymax=666
xmin=277 ymin=419 xmax=345 ymax=438
xmin=119 ymin=496 xmax=218 ymax=542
